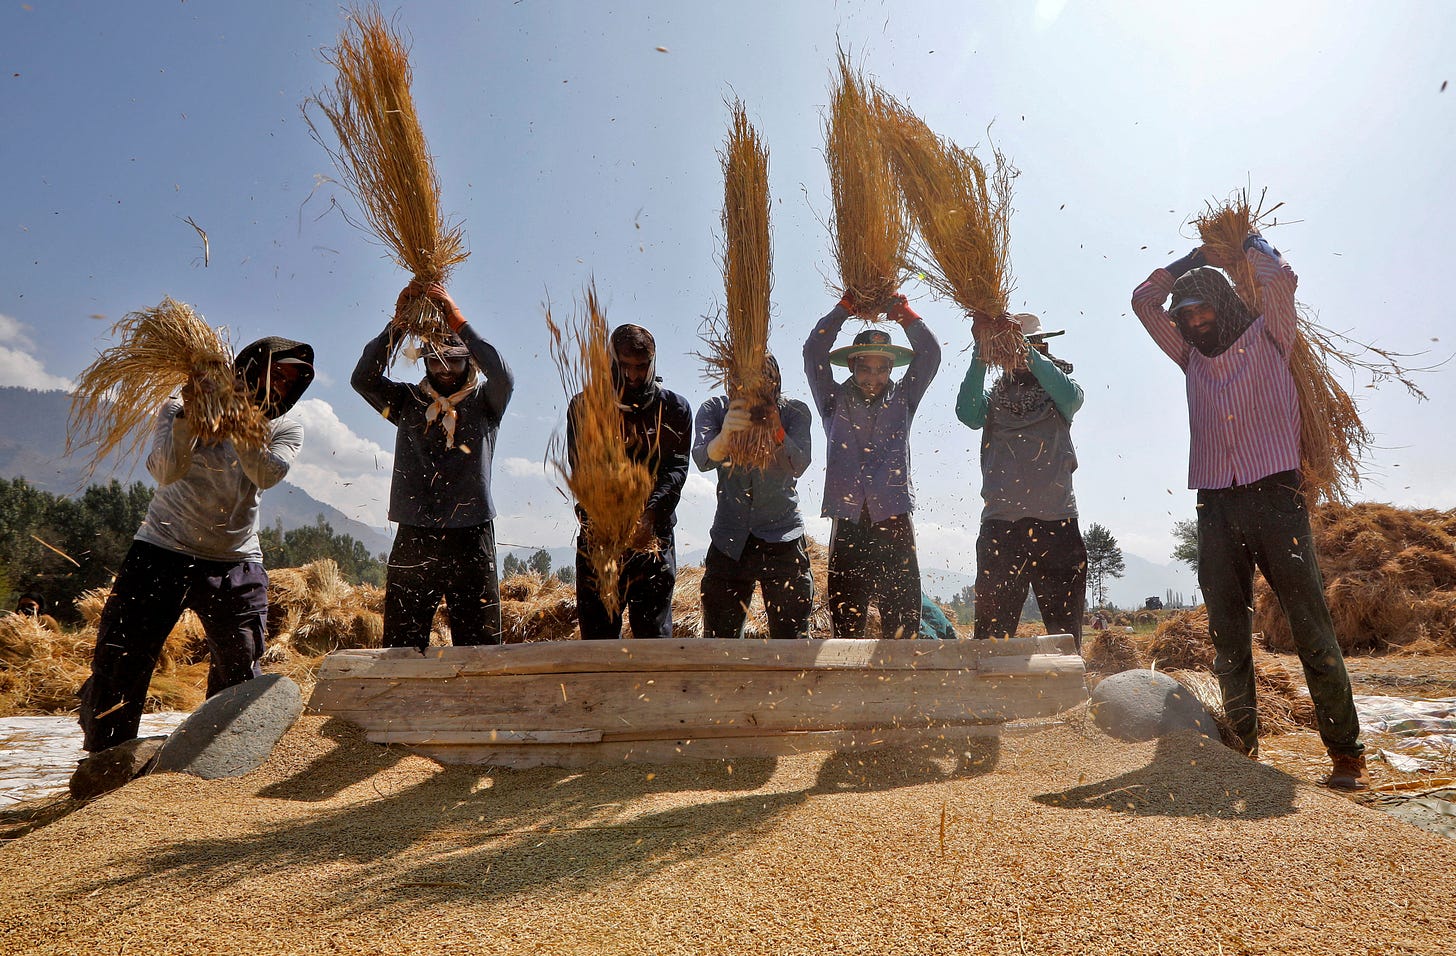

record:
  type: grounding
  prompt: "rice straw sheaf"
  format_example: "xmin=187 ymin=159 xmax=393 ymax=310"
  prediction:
xmin=546 ymin=284 xmax=655 ymax=619
xmin=305 ymin=5 xmax=467 ymax=360
xmin=701 ymin=101 xmax=779 ymax=470
xmin=67 ymin=299 xmax=269 ymax=479
xmin=826 ymin=52 xmax=906 ymax=317
xmin=872 ymin=92 xmax=1022 ymax=369
xmin=1195 ymin=191 xmax=1369 ymax=504
xmin=1083 ymin=628 xmax=1142 ymax=675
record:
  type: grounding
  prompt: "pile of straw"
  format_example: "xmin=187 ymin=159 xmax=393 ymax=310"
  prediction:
xmin=699 ymin=102 xmax=780 ymax=470
xmin=546 ymin=284 xmax=655 ymax=618
xmin=1254 ymin=502 xmax=1456 ymax=653
xmin=1147 ymin=606 xmax=1215 ymax=671
xmin=499 ymin=573 xmax=578 ymax=643
xmin=826 ymin=52 xmax=906 ymax=316
xmin=1082 ymin=627 xmax=1141 ymax=675
xmin=67 ymin=299 xmax=268 ymax=477
xmin=266 ymin=560 xmax=384 ymax=656
xmin=1195 ymin=192 xmax=1369 ymax=504
xmin=75 ymin=587 xmax=209 ymax=673
xmin=873 ymin=93 xmax=1021 ymax=369
xmin=305 ymin=5 xmax=467 ymax=359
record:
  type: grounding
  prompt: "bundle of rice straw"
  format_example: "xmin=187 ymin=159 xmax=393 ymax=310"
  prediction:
xmin=266 ymin=560 xmax=383 ymax=656
xmin=873 ymin=92 xmax=1022 ymax=369
xmin=1195 ymin=191 xmax=1369 ymax=504
xmin=546 ymin=283 xmax=654 ymax=618
xmin=305 ymin=5 xmax=467 ymax=360
xmin=826 ymin=52 xmax=906 ymax=317
xmin=67 ymin=298 xmax=269 ymax=478
xmin=699 ymin=101 xmax=780 ymax=469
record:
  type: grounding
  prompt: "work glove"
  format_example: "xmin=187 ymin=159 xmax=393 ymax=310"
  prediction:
xmin=887 ymin=293 xmax=921 ymax=326
xmin=836 ymin=291 xmax=856 ymax=313
xmin=1242 ymin=233 xmax=1280 ymax=259
xmin=1165 ymin=247 xmax=1207 ymax=278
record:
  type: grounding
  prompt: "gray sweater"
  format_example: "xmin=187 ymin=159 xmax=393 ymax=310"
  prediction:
xmin=134 ymin=397 xmax=303 ymax=562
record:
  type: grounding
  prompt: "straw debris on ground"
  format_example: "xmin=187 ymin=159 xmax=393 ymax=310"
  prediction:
xmin=305 ymin=5 xmax=467 ymax=359
xmin=66 ymin=298 xmax=269 ymax=479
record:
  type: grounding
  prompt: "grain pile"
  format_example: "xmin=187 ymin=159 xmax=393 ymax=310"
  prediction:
xmin=2 ymin=716 xmax=1453 ymax=955
xmin=1255 ymin=501 xmax=1456 ymax=653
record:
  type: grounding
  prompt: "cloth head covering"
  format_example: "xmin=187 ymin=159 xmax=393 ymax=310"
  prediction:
xmin=1168 ymin=267 xmax=1254 ymax=357
xmin=610 ymin=323 xmax=661 ymax=409
xmin=829 ymin=327 xmax=915 ymax=368
xmin=234 ymin=336 xmax=315 ymax=419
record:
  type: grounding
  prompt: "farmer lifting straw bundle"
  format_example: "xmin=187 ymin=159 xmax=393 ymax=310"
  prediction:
xmin=873 ymin=93 xmax=1022 ymax=369
xmin=699 ymin=101 xmax=779 ymax=469
xmin=306 ymin=5 xmax=467 ymax=360
xmin=68 ymin=298 xmax=270 ymax=478
xmin=826 ymin=51 xmax=906 ymax=319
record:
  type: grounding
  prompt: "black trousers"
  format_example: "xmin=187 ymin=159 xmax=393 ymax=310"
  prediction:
xmin=1198 ymin=471 xmax=1362 ymax=757
xmin=577 ymin=530 xmax=676 ymax=640
xmin=78 ymin=539 xmax=268 ymax=752
xmin=384 ymin=522 xmax=501 ymax=649
xmin=828 ymin=511 xmax=920 ymax=640
xmin=701 ymin=536 xmax=814 ymax=640
xmin=974 ymin=516 xmax=1087 ymax=647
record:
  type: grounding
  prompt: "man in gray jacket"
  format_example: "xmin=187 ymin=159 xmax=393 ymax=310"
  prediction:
xmin=352 ymin=281 xmax=514 ymax=649
xmin=78 ymin=335 xmax=314 ymax=753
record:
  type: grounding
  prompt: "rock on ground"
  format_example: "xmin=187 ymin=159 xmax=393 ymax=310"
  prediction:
xmin=1089 ymin=668 xmax=1219 ymax=742
xmin=152 ymin=674 xmax=302 ymax=780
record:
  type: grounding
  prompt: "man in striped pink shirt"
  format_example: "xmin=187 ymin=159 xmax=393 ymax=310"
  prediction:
xmin=1132 ymin=235 xmax=1367 ymax=790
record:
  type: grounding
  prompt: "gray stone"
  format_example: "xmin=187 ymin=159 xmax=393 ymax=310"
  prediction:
xmin=1088 ymin=669 xmax=1218 ymax=743
xmin=152 ymin=674 xmax=302 ymax=779
xmin=69 ymin=736 xmax=167 ymax=801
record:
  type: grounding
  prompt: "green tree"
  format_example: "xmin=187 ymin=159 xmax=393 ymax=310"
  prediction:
xmin=554 ymin=565 xmax=576 ymax=585
xmin=527 ymin=548 xmax=553 ymax=578
xmin=1083 ymin=522 xmax=1126 ymax=608
xmin=1171 ymin=518 xmax=1199 ymax=576
xmin=258 ymin=515 xmax=386 ymax=586
xmin=501 ymin=553 xmax=524 ymax=578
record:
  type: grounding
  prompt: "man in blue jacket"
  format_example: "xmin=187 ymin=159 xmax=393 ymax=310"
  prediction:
xmin=956 ymin=314 xmax=1087 ymax=647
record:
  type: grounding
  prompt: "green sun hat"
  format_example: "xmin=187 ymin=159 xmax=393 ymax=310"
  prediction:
xmin=828 ymin=328 xmax=916 ymax=368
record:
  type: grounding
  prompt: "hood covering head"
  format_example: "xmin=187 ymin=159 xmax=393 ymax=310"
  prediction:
xmin=610 ymin=323 xmax=660 ymax=409
xmin=421 ymin=332 xmax=477 ymax=392
xmin=235 ymin=336 xmax=314 ymax=419
xmin=1168 ymin=267 xmax=1254 ymax=357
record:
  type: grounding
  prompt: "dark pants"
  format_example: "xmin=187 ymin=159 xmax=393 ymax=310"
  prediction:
xmin=701 ymin=537 xmax=814 ymax=640
xmin=1197 ymin=471 xmax=1362 ymax=757
xmin=974 ymin=516 xmax=1088 ymax=647
xmin=577 ymin=531 xmax=676 ymax=640
xmin=384 ymin=522 xmax=501 ymax=649
xmin=828 ymin=510 xmax=920 ymax=640
xmin=78 ymin=539 xmax=268 ymax=753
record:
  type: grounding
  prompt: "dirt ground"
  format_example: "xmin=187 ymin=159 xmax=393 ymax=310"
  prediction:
xmin=2 ymin=713 xmax=1455 ymax=956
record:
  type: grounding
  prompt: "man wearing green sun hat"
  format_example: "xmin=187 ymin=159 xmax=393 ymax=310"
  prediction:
xmin=804 ymin=291 xmax=941 ymax=640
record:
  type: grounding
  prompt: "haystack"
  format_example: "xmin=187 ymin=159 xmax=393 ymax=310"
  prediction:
xmin=499 ymin=573 xmax=578 ymax=643
xmin=699 ymin=101 xmax=780 ymax=469
xmin=267 ymin=559 xmax=383 ymax=656
xmin=546 ymin=284 xmax=655 ymax=617
xmin=872 ymin=91 xmax=1021 ymax=369
xmin=305 ymin=5 xmax=467 ymax=359
xmin=1083 ymin=628 xmax=1141 ymax=675
xmin=1254 ymin=501 xmax=1456 ymax=653
xmin=826 ymin=51 xmax=906 ymax=316
xmin=75 ymin=586 xmax=208 ymax=672
xmin=1147 ymin=606 xmax=1215 ymax=671
xmin=67 ymin=298 xmax=268 ymax=478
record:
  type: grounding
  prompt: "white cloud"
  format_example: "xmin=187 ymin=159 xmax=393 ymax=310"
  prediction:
xmin=1033 ymin=0 xmax=1072 ymax=29
xmin=500 ymin=456 xmax=551 ymax=479
xmin=286 ymin=398 xmax=395 ymax=527
xmin=0 ymin=314 xmax=71 ymax=391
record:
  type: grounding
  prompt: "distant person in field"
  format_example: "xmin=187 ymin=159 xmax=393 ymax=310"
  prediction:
xmin=569 ymin=324 xmax=692 ymax=639
xmin=804 ymin=292 xmax=941 ymax=640
xmin=692 ymin=355 xmax=814 ymax=639
xmin=1132 ymin=233 xmax=1367 ymax=790
xmin=78 ymin=336 xmax=314 ymax=753
xmin=353 ymin=281 xmax=514 ymax=649
xmin=14 ymin=593 xmax=61 ymax=632
xmin=956 ymin=313 xmax=1087 ymax=648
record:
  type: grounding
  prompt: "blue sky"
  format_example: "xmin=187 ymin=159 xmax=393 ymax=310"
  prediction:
xmin=3 ymin=1 xmax=1452 ymax=594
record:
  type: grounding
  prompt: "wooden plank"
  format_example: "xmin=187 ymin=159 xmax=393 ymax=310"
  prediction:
xmin=976 ymin=654 xmax=1087 ymax=679
xmin=367 ymin=728 xmax=604 ymax=745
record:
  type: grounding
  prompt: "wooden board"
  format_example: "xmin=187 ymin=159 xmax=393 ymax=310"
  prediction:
xmin=308 ymin=637 xmax=1087 ymax=768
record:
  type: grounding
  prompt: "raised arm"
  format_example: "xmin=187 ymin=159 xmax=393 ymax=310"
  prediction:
xmin=642 ymin=393 xmax=692 ymax=528
xmin=236 ymin=416 xmax=304 ymax=491
xmin=955 ymin=343 xmax=990 ymax=430
xmin=803 ymin=299 xmax=849 ymax=428
xmin=146 ymin=397 xmax=195 ymax=485
xmin=774 ymin=399 xmax=813 ymax=478
xmin=459 ymin=321 xmax=514 ymax=423
xmin=692 ymin=397 xmax=729 ymax=472
xmin=890 ymin=296 xmax=942 ymax=415
xmin=1131 ymin=247 xmax=1202 ymax=368
xmin=1245 ymin=234 xmax=1298 ymax=353
xmin=1027 ymin=349 xmax=1085 ymax=423
xmin=351 ymin=324 xmax=409 ymax=420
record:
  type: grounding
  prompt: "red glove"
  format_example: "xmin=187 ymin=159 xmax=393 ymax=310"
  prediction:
xmin=836 ymin=291 xmax=856 ymax=313
xmin=887 ymin=294 xmax=921 ymax=326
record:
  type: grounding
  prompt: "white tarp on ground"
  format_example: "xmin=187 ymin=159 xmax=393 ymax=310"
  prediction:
xmin=1355 ymin=696 xmax=1456 ymax=772
xmin=0 ymin=713 xmax=188 ymax=808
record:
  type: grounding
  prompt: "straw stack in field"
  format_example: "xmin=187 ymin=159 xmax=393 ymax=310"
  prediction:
xmin=267 ymin=560 xmax=383 ymax=656
xmin=872 ymin=93 xmax=1021 ymax=369
xmin=1195 ymin=192 xmax=1369 ymax=504
xmin=546 ymin=284 xmax=655 ymax=618
xmin=499 ymin=573 xmax=578 ymax=643
xmin=700 ymin=101 xmax=780 ymax=469
xmin=826 ymin=53 xmax=906 ymax=317
xmin=75 ymin=586 xmax=210 ymax=672
xmin=67 ymin=299 xmax=269 ymax=478
xmin=305 ymin=5 xmax=467 ymax=359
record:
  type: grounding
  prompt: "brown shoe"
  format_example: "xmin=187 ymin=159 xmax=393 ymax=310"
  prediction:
xmin=1324 ymin=752 xmax=1370 ymax=791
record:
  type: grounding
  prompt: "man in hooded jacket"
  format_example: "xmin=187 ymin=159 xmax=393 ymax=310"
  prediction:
xmin=78 ymin=334 xmax=314 ymax=753
xmin=1132 ymin=235 xmax=1367 ymax=790
xmin=568 ymin=323 xmax=692 ymax=639
xmin=353 ymin=281 xmax=514 ymax=649
xmin=956 ymin=314 xmax=1087 ymax=647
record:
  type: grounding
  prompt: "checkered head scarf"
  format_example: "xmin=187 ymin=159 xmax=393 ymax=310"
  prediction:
xmin=1168 ymin=267 xmax=1254 ymax=357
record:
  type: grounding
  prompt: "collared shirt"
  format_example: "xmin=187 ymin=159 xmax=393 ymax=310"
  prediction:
xmin=802 ymin=306 xmax=941 ymax=522
xmin=692 ymin=395 xmax=812 ymax=560
xmin=1132 ymin=246 xmax=1301 ymax=490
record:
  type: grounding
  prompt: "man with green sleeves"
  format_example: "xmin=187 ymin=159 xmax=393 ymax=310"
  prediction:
xmin=956 ymin=314 xmax=1087 ymax=647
